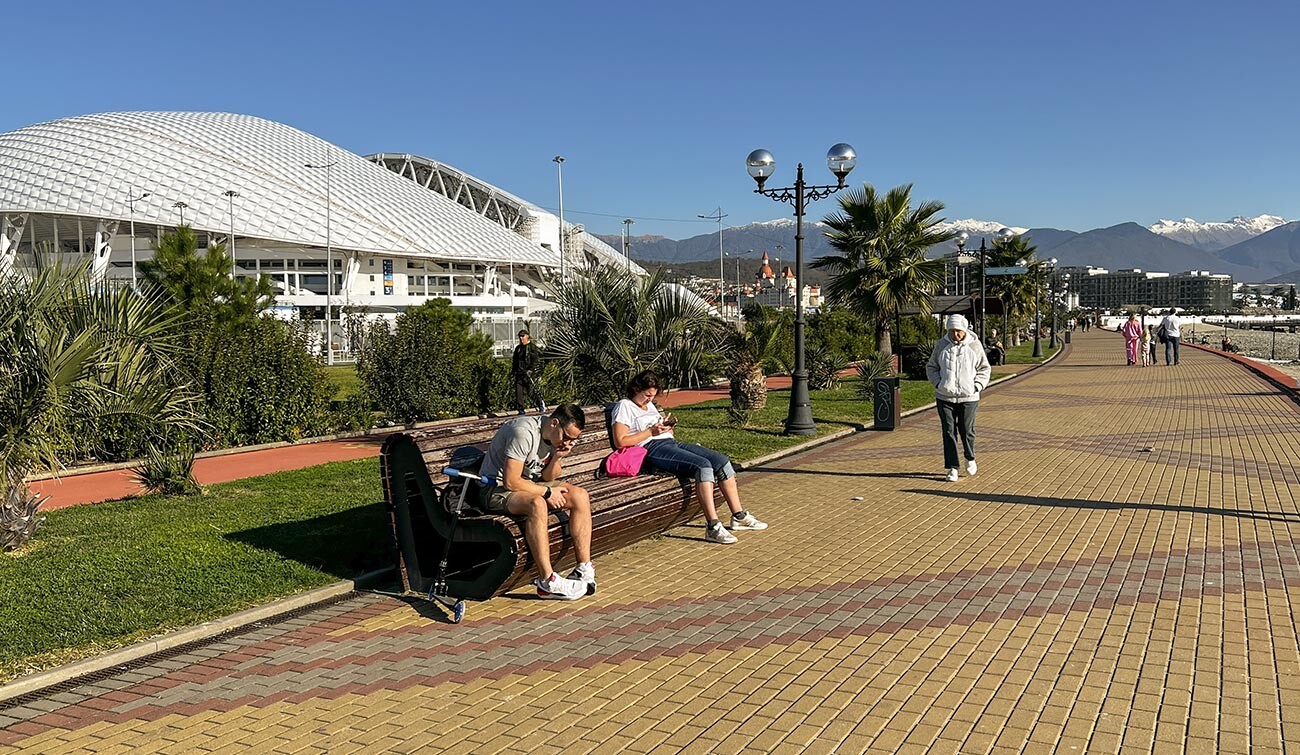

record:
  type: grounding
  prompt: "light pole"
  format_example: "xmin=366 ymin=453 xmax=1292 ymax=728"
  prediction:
xmin=745 ymin=143 xmax=856 ymax=436
xmin=1055 ymin=272 xmax=1070 ymax=347
xmin=223 ymin=190 xmax=239 ymax=278
xmin=623 ymin=217 xmax=634 ymax=272
xmin=699 ymin=208 xmax=727 ymax=316
xmin=1032 ymin=258 xmax=1046 ymax=358
xmin=305 ymin=161 xmax=338 ymax=365
xmin=127 ymin=187 xmax=150 ymax=290
xmin=172 ymin=201 xmax=188 ymax=226
xmin=553 ymin=156 xmax=566 ymax=290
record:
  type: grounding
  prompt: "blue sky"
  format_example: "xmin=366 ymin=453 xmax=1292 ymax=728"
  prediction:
xmin=4 ymin=0 xmax=1297 ymax=239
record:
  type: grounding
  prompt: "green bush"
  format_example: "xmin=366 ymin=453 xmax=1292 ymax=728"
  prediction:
xmin=902 ymin=342 xmax=933 ymax=380
xmin=808 ymin=307 xmax=874 ymax=363
xmin=357 ymin=299 xmax=494 ymax=423
xmin=854 ymin=352 xmax=896 ymax=401
xmin=807 ymin=345 xmax=850 ymax=391
xmin=190 ymin=316 xmax=337 ymax=446
xmin=132 ymin=443 xmax=201 ymax=496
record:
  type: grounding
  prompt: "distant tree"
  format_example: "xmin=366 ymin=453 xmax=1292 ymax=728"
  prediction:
xmin=140 ymin=225 xmax=273 ymax=326
xmin=357 ymin=299 xmax=494 ymax=422
xmin=985 ymin=235 xmax=1041 ymax=343
xmin=814 ymin=183 xmax=953 ymax=356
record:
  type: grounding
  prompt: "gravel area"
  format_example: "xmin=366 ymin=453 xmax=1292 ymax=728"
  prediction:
xmin=1186 ymin=324 xmax=1300 ymax=383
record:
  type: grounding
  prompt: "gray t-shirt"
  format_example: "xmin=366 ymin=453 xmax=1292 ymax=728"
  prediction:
xmin=480 ymin=416 xmax=546 ymax=488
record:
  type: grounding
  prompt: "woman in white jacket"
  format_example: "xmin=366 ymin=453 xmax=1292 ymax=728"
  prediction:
xmin=925 ymin=314 xmax=992 ymax=482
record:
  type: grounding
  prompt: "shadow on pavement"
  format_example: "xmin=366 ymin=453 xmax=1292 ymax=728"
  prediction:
xmin=904 ymin=489 xmax=1300 ymax=523
xmin=753 ymin=467 xmax=940 ymax=481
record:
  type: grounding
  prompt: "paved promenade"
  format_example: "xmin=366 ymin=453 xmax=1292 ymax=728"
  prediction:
xmin=4 ymin=330 xmax=1300 ymax=754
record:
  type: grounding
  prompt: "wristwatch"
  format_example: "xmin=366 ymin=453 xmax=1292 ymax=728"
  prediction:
xmin=543 ymin=487 xmax=552 ymax=501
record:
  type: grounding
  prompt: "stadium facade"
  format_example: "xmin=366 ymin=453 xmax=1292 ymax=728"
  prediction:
xmin=0 ymin=111 xmax=641 ymax=356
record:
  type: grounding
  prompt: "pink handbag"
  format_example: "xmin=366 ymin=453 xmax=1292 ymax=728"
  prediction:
xmin=604 ymin=446 xmax=647 ymax=477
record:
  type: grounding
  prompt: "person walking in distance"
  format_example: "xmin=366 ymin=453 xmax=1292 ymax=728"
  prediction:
xmin=478 ymin=404 xmax=596 ymax=599
xmin=1121 ymin=313 xmax=1143 ymax=365
xmin=926 ymin=314 xmax=992 ymax=482
xmin=511 ymin=330 xmax=546 ymax=415
xmin=1139 ymin=324 xmax=1153 ymax=367
xmin=1160 ymin=308 xmax=1183 ymax=366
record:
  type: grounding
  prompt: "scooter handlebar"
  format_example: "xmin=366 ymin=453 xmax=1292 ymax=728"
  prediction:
xmin=442 ymin=467 xmax=493 ymax=486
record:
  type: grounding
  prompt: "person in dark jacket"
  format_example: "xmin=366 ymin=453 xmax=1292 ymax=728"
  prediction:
xmin=511 ymin=330 xmax=546 ymax=415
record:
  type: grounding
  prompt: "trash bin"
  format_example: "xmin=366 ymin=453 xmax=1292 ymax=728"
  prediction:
xmin=873 ymin=376 xmax=901 ymax=430
xmin=1064 ymin=331 xmax=1072 ymax=344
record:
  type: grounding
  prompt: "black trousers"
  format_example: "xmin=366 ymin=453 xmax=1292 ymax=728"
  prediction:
xmin=937 ymin=399 xmax=978 ymax=470
xmin=513 ymin=377 xmax=544 ymax=413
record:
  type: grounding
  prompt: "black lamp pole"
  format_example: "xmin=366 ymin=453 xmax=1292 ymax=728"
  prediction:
xmin=979 ymin=238 xmax=987 ymax=342
xmin=747 ymin=146 xmax=856 ymax=436
xmin=1032 ymin=261 xmax=1043 ymax=358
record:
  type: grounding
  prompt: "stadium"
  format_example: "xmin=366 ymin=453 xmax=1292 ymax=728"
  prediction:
xmin=0 ymin=111 xmax=641 ymax=357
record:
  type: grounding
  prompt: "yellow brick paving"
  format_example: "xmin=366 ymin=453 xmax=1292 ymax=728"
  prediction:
xmin=3 ymin=330 xmax=1300 ymax=753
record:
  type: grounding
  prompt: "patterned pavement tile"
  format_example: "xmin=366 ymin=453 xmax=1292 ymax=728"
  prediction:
xmin=3 ymin=331 xmax=1300 ymax=754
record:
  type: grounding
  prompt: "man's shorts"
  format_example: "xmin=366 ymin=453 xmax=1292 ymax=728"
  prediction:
xmin=478 ymin=485 xmax=514 ymax=515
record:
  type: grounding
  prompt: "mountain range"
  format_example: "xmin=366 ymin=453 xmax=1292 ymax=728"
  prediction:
xmin=605 ymin=214 xmax=1299 ymax=285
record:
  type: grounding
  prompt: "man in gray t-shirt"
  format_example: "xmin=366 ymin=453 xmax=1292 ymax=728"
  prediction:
xmin=476 ymin=404 xmax=596 ymax=601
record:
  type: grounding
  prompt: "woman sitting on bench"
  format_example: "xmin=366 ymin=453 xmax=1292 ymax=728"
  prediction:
xmin=611 ymin=370 xmax=770 ymax=545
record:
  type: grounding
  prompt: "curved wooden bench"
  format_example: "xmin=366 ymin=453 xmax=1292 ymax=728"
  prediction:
xmin=381 ymin=408 xmax=718 ymax=600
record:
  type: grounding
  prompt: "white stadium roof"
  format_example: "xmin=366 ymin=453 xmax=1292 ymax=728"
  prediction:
xmin=0 ymin=111 xmax=558 ymax=266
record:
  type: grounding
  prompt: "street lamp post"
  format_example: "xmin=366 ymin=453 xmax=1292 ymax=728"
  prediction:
xmin=623 ymin=218 xmax=634 ymax=272
xmin=305 ymin=161 xmax=338 ymax=365
xmin=223 ymin=190 xmax=239 ymax=278
xmin=745 ymin=144 xmax=857 ymax=436
xmin=553 ymin=156 xmax=566 ymax=291
xmin=1056 ymin=272 xmax=1071 ymax=346
xmin=699 ymin=208 xmax=727 ymax=317
xmin=172 ymin=201 xmax=188 ymax=226
xmin=1032 ymin=258 xmax=1046 ymax=358
xmin=127 ymin=187 xmax=151 ymax=290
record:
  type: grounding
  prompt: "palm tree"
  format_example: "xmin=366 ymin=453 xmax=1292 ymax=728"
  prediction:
xmin=544 ymin=267 xmax=731 ymax=404
xmin=985 ymin=235 xmax=1040 ymax=344
xmin=728 ymin=307 xmax=789 ymax=414
xmin=0 ymin=256 xmax=201 ymax=551
xmin=814 ymin=184 xmax=954 ymax=356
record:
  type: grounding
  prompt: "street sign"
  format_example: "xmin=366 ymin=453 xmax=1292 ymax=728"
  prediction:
xmin=985 ymin=266 xmax=1029 ymax=276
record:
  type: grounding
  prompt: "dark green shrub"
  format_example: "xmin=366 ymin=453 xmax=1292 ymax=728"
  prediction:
xmin=855 ymin=353 xmax=896 ymax=401
xmin=807 ymin=345 xmax=850 ymax=391
xmin=357 ymin=299 xmax=494 ymax=423
xmin=132 ymin=443 xmax=201 ymax=496
xmin=808 ymin=307 xmax=874 ymax=363
xmin=190 ymin=316 xmax=336 ymax=446
xmin=901 ymin=342 xmax=933 ymax=380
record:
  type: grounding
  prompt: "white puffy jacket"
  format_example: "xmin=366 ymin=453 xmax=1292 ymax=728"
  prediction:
xmin=926 ymin=334 xmax=992 ymax=403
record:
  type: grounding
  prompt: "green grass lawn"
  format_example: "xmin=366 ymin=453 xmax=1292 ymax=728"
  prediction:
xmin=1002 ymin=340 xmax=1060 ymax=365
xmin=0 ymin=460 xmax=389 ymax=682
xmin=0 ymin=374 xmax=1028 ymax=682
xmin=324 ymin=364 xmax=363 ymax=399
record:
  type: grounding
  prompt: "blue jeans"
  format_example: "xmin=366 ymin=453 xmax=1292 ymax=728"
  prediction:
xmin=1165 ymin=336 xmax=1180 ymax=365
xmin=644 ymin=439 xmax=735 ymax=484
xmin=937 ymin=400 xmax=978 ymax=470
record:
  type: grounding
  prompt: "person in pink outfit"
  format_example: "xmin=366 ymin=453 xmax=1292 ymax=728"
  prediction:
xmin=1121 ymin=313 xmax=1143 ymax=365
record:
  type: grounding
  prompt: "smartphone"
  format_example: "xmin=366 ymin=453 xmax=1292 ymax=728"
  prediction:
xmin=662 ymin=414 xmax=678 ymax=427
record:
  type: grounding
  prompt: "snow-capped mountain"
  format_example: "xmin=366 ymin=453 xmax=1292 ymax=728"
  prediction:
xmin=1148 ymin=215 xmax=1288 ymax=251
xmin=936 ymin=219 xmax=1029 ymax=236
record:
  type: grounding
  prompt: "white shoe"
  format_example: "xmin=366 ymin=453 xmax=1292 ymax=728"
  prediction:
xmin=946 ymin=468 xmax=959 ymax=482
xmin=534 ymin=572 xmax=586 ymax=600
xmin=567 ymin=562 xmax=597 ymax=596
xmin=966 ymin=459 xmax=978 ymax=476
xmin=730 ymin=512 xmax=768 ymax=531
xmin=706 ymin=522 xmax=738 ymax=544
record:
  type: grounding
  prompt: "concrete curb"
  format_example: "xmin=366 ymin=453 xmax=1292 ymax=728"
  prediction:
xmin=0 ymin=567 xmax=392 ymax=704
xmin=2 ymin=349 xmax=1068 ymax=700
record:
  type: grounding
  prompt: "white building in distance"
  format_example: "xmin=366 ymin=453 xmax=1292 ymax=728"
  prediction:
xmin=0 ymin=111 xmax=641 ymax=356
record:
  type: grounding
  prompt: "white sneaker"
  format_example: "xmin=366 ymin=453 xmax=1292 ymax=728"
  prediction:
xmin=946 ymin=468 xmax=959 ymax=482
xmin=966 ymin=459 xmax=978 ymax=476
xmin=534 ymin=572 xmax=586 ymax=600
xmin=706 ymin=522 xmax=738 ymax=544
xmin=567 ymin=562 xmax=597 ymax=596
xmin=730 ymin=512 xmax=768 ymax=531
